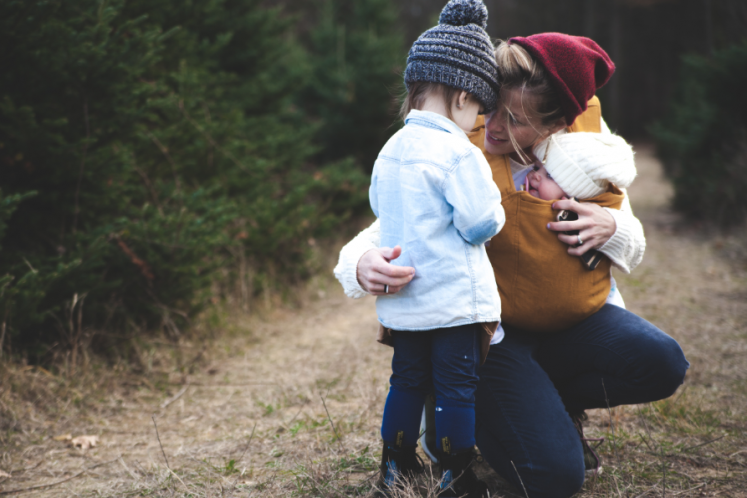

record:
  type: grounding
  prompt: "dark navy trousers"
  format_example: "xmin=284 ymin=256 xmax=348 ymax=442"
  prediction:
xmin=382 ymin=323 xmax=481 ymax=452
xmin=475 ymin=304 xmax=689 ymax=498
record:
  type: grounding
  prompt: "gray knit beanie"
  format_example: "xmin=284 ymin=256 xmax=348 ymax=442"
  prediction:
xmin=404 ymin=0 xmax=499 ymax=113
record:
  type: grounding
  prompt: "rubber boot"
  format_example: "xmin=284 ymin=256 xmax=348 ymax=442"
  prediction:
xmin=571 ymin=411 xmax=604 ymax=476
xmin=379 ymin=441 xmax=424 ymax=496
xmin=438 ymin=446 xmax=489 ymax=498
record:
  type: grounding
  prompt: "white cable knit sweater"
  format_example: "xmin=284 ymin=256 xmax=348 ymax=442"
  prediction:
xmin=334 ymin=121 xmax=646 ymax=300
xmin=335 ymin=204 xmax=645 ymax=300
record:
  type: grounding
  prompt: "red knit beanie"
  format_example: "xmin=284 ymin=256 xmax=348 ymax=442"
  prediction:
xmin=508 ymin=33 xmax=615 ymax=125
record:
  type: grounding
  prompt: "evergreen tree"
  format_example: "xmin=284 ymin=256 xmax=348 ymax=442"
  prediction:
xmin=0 ymin=0 xmax=369 ymax=360
xmin=651 ymin=41 xmax=747 ymax=226
xmin=297 ymin=0 xmax=405 ymax=172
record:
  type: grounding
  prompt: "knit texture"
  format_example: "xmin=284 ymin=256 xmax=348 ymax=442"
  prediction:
xmin=332 ymin=219 xmax=381 ymax=299
xmin=509 ymin=33 xmax=615 ymax=125
xmin=438 ymin=0 xmax=487 ymax=28
xmin=534 ymin=132 xmax=636 ymax=199
xmin=405 ymin=0 xmax=499 ymax=113
xmin=600 ymin=206 xmax=646 ymax=274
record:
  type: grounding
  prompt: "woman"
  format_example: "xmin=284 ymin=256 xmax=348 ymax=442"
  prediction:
xmin=335 ymin=33 xmax=688 ymax=498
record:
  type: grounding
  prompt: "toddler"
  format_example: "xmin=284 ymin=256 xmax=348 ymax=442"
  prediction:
xmin=368 ymin=1 xmax=503 ymax=496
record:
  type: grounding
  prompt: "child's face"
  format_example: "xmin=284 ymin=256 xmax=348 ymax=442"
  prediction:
xmin=526 ymin=164 xmax=567 ymax=201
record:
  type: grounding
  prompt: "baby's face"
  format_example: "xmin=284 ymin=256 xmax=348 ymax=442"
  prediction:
xmin=526 ymin=165 xmax=567 ymax=201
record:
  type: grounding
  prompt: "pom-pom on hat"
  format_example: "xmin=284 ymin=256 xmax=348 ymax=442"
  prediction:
xmin=534 ymin=132 xmax=636 ymax=199
xmin=405 ymin=0 xmax=499 ymax=113
xmin=508 ymin=33 xmax=615 ymax=125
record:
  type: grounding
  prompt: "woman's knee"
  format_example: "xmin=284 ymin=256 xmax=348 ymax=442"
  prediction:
xmin=654 ymin=339 xmax=689 ymax=399
xmin=475 ymin=425 xmax=585 ymax=498
xmin=506 ymin=455 xmax=585 ymax=498
xmin=633 ymin=326 xmax=689 ymax=401
xmin=527 ymin=451 xmax=586 ymax=498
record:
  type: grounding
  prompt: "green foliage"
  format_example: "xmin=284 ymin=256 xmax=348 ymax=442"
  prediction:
xmin=0 ymin=0 xmax=395 ymax=359
xmin=651 ymin=41 xmax=747 ymax=226
xmin=297 ymin=0 xmax=405 ymax=172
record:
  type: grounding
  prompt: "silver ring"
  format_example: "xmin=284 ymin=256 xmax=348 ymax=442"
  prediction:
xmin=577 ymin=235 xmax=584 ymax=246
xmin=384 ymin=284 xmax=389 ymax=294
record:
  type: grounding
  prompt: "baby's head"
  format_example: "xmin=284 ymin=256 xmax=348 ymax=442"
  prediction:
xmin=401 ymin=0 xmax=499 ymax=126
xmin=526 ymin=164 xmax=567 ymax=201
xmin=526 ymin=132 xmax=637 ymax=201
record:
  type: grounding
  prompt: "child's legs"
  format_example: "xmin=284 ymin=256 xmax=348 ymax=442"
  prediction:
xmin=431 ymin=323 xmax=481 ymax=453
xmin=381 ymin=330 xmax=432 ymax=447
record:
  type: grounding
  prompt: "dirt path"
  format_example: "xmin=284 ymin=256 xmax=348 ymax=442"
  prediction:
xmin=1 ymin=146 xmax=745 ymax=497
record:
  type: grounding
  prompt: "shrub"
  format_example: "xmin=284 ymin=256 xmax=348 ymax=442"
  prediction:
xmin=296 ymin=0 xmax=405 ymax=172
xmin=0 ymin=0 xmax=379 ymax=360
xmin=650 ymin=41 xmax=747 ymax=226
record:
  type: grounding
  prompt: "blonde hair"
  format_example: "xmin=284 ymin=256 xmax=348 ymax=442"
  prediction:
xmin=399 ymin=82 xmax=461 ymax=122
xmin=494 ymin=41 xmax=566 ymax=163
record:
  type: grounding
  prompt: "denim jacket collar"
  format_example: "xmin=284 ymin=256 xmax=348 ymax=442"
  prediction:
xmin=405 ymin=109 xmax=469 ymax=141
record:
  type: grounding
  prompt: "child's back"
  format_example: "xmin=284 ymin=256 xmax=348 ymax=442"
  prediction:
xmin=370 ymin=109 xmax=504 ymax=330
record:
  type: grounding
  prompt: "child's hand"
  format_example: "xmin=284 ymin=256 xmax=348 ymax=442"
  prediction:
xmin=357 ymin=245 xmax=415 ymax=296
xmin=547 ymin=198 xmax=616 ymax=256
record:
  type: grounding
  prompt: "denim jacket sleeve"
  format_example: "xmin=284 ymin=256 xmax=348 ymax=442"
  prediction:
xmin=444 ymin=147 xmax=505 ymax=245
xmin=369 ymin=167 xmax=380 ymax=219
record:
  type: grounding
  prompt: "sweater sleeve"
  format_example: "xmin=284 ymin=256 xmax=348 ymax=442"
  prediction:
xmin=596 ymin=117 xmax=646 ymax=273
xmin=599 ymin=189 xmax=646 ymax=274
xmin=333 ymin=219 xmax=382 ymax=298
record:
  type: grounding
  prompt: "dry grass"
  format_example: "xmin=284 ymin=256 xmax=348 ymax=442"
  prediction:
xmin=1 ymin=145 xmax=746 ymax=497
xmin=561 ymin=143 xmax=747 ymax=497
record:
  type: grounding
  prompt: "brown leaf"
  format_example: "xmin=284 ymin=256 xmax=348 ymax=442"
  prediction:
xmin=0 ymin=469 xmax=10 ymax=478
xmin=70 ymin=435 xmax=99 ymax=450
xmin=53 ymin=434 xmax=72 ymax=442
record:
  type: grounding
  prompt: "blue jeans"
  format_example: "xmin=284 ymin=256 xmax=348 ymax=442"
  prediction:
xmin=475 ymin=304 xmax=689 ymax=498
xmin=382 ymin=324 xmax=481 ymax=452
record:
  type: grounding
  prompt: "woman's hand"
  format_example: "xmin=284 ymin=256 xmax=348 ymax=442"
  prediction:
xmin=547 ymin=198 xmax=617 ymax=256
xmin=357 ymin=246 xmax=415 ymax=296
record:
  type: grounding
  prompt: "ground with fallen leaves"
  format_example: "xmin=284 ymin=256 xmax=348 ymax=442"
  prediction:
xmin=1 ymin=145 xmax=746 ymax=497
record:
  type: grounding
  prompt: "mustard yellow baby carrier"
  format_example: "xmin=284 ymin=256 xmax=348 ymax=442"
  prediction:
xmin=468 ymin=97 xmax=624 ymax=333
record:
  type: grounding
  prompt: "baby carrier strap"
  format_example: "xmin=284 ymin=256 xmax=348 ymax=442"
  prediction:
xmin=469 ymin=98 xmax=623 ymax=333
xmin=488 ymin=187 xmax=623 ymax=333
xmin=567 ymin=96 xmax=602 ymax=133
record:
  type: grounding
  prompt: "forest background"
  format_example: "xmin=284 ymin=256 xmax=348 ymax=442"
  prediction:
xmin=0 ymin=0 xmax=745 ymax=366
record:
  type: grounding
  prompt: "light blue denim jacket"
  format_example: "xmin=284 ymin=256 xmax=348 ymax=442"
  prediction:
xmin=370 ymin=110 xmax=505 ymax=331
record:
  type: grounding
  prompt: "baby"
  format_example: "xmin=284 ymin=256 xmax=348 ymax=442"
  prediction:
xmin=526 ymin=131 xmax=636 ymax=306
xmin=526 ymin=131 xmax=636 ymax=204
